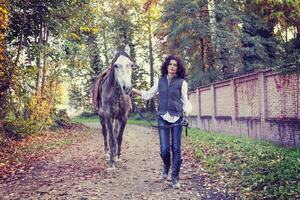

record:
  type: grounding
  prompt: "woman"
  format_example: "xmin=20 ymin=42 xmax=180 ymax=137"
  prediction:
xmin=132 ymin=55 xmax=192 ymax=189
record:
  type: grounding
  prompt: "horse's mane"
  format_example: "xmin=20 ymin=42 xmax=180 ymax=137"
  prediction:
xmin=96 ymin=67 xmax=111 ymax=81
xmin=92 ymin=67 xmax=111 ymax=112
xmin=92 ymin=50 xmax=134 ymax=112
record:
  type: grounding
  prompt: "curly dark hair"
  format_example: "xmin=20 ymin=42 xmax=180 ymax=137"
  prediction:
xmin=160 ymin=55 xmax=186 ymax=79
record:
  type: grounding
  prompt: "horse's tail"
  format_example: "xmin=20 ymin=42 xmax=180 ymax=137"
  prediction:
xmin=92 ymin=78 xmax=102 ymax=112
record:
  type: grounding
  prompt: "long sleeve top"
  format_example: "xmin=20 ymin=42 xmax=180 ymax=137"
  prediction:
xmin=140 ymin=79 xmax=192 ymax=123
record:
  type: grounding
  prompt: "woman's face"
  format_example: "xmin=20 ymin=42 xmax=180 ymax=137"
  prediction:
xmin=167 ymin=59 xmax=178 ymax=76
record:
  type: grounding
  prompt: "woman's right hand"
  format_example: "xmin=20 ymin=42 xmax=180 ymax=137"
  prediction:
xmin=132 ymin=88 xmax=142 ymax=96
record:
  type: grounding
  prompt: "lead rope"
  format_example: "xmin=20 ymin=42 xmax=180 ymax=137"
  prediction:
xmin=131 ymin=96 xmax=189 ymax=136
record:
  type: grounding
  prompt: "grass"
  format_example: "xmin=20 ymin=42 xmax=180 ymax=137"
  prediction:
xmin=186 ymin=128 xmax=300 ymax=199
xmin=72 ymin=115 xmax=99 ymax=123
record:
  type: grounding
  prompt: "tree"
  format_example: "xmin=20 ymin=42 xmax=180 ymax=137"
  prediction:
xmin=143 ymin=0 xmax=161 ymax=112
xmin=209 ymin=0 xmax=244 ymax=79
xmin=159 ymin=0 xmax=217 ymax=89
xmin=239 ymin=0 xmax=280 ymax=74
xmin=254 ymin=0 xmax=300 ymax=73
xmin=2 ymin=0 xmax=91 ymax=138
xmin=0 ymin=0 xmax=9 ymax=136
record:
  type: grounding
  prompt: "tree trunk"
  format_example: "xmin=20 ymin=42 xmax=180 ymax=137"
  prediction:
xmin=199 ymin=38 xmax=205 ymax=71
xmin=15 ymin=10 xmax=25 ymax=65
xmin=103 ymin=29 xmax=109 ymax=67
xmin=296 ymin=22 xmax=300 ymax=49
xmin=199 ymin=2 xmax=213 ymax=71
xmin=35 ymin=23 xmax=43 ymax=96
xmin=41 ymin=25 xmax=49 ymax=97
xmin=147 ymin=14 xmax=155 ymax=112
xmin=209 ymin=0 xmax=222 ymax=70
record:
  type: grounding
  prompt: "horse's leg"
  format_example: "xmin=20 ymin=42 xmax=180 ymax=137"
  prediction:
xmin=113 ymin=120 xmax=120 ymax=157
xmin=99 ymin=115 xmax=109 ymax=154
xmin=106 ymin=117 xmax=116 ymax=169
xmin=116 ymin=119 xmax=126 ymax=159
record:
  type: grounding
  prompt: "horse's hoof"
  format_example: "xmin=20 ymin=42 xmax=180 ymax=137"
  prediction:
xmin=105 ymin=152 xmax=110 ymax=158
xmin=107 ymin=163 xmax=116 ymax=170
xmin=107 ymin=166 xmax=116 ymax=171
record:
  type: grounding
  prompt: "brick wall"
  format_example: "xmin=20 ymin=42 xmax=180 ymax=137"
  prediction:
xmin=215 ymin=82 xmax=232 ymax=116
xmin=236 ymin=76 xmax=259 ymax=117
xmin=266 ymin=72 xmax=299 ymax=119
xmin=200 ymin=87 xmax=213 ymax=116
xmin=188 ymin=69 xmax=300 ymax=147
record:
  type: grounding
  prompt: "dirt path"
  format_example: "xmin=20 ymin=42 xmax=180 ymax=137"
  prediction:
xmin=0 ymin=124 xmax=233 ymax=200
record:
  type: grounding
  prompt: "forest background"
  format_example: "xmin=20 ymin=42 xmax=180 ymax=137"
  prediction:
xmin=0 ymin=0 xmax=299 ymax=141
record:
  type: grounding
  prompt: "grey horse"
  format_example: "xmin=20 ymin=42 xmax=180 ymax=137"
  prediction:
xmin=92 ymin=49 xmax=133 ymax=169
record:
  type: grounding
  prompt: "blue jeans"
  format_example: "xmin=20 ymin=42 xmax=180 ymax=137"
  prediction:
xmin=158 ymin=115 xmax=183 ymax=178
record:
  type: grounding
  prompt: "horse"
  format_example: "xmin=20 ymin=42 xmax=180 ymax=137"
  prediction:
xmin=92 ymin=49 xmax=133 ymax=169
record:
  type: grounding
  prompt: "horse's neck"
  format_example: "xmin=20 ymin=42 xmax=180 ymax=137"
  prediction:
xmin=103 ymin=69 xmax=121 ymax=96
xmin=107 ymin=68 xmax=116 ymax=86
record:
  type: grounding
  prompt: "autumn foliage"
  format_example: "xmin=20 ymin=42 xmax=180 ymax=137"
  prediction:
xmin=0 ymin=125 xmax=91 ymax=179
xmin=0 ymin=1 xmax=70 ymax=141
xmin=4 ymin=95 xmax=54 ymax=139
xmin=0 ymin=0 xmax=9 ymax=140
xmin=0 ymin=1 xmax=8 ymax=59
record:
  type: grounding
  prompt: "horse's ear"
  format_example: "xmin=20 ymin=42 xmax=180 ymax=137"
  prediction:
xmin=124 ymin=44 xmax=130 ymax=55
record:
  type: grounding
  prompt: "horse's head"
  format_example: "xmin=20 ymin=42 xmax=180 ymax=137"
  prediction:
xmin=112 ymin=51 xmax=134 ymax=95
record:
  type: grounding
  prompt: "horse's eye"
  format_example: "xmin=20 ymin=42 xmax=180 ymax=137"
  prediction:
xmin=114 ymin=64 xmax=118 ymax=68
